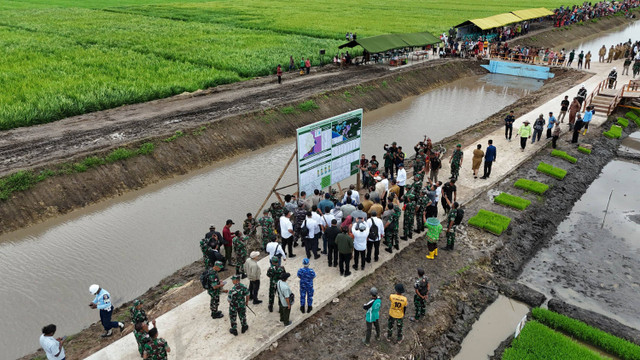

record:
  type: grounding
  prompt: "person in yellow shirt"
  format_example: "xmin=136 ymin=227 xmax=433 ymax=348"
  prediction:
xmin=387 ymin=283 xmax=407 ymax=343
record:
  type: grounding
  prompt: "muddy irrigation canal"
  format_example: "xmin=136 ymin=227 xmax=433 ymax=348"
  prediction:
xmin=1 ymin=74 xmax=538 ymax=358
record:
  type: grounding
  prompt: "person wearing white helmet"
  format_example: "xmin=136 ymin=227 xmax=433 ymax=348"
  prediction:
xmin=88 ymin=284 xmax=124 ymax=337
xmin=576 ymin=84 xmax=587 ymax=106
xmin=608 ymin=67 xmax=618 ymax=89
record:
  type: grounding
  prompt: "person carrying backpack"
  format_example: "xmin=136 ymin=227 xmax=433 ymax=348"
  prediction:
xmin=202 ymin=261 xmax=228 ymax=319
xmin=366 ymin=211 xmax=384 ymax=263
xmin=410 ymin=268 xmax=429 ymax=322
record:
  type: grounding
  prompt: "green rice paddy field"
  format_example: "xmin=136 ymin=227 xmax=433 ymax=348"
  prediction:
xmin=0 ymin=0 xmax=578 ymax=130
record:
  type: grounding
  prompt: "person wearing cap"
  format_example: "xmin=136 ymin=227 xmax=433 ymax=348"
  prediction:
xmin=88 ymin=284 xmax=124 ymax=337
xmin=244 ymin=251 xmax=262 ymax=304
xmin=142 ymin=327 xmax=170 ymax=359
xmin=410 ymin=268 xmax=430 ymax=322
xmin=448 ymin=144 xmax=463 ymax=181
xmin=400 ymin=193 xmax=416 ymax=240
xmin=267 ymin=256 xmax=287 ymax=313
xmin=227 ymin=274 xmax=250 ymax=336
xmin=232 ymin=230 xmax=249 ymax=278
xmin=223 ymin=219 xmax=235 ymax=265
xmin=532 ymin=114 xmax=545 ymax=144
xmin=366 ymin=158 xmax=379 ymax=188
xmin=134 ymin=320 xmax=155 ymax=358
xmin=443 ymin=198 xmax=459 ymax=251
xmin=258 ymin=209 xmax=275 ymax=250
xmin=205 ymin=225 xmax=216 ymax=241
xmin=363 ymin=287 xmax=381 ymax=345
xmin=279 ymin=211 xmax=296 ymax=258
xmin=383 ymin=148 xmax=394 ymax=180
xmin=277 ymin=272 xmax=293 ymax=326
xmin=517 ymin=120 xmax=532 ymax=151
xmin=365 ymin=210 xmax=384 ymax=262
xmin=607 ymin=67 xmax=617 ymax=89
xmin=387 ymin=283 xmax=407 ymax=343
xmin=351 ymin=219 xmax=369 ymax=271
xmin=576 ymin=85 xmax=587 ymax=107
xmin=297 ymin=258 xmax=316 ymax=313
xmin=40 ymin=324 xmax=66 ymax=360
xmin=207 ymin=261 xmax=228 ymax=319
xmin=130 ymin=299 xmax=148 ymax=325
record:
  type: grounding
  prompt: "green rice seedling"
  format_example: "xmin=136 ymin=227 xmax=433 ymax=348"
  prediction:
xmin=625 ymin=111 xmax=639 ymax=121
xmin=603 ymin=125 xmax=622 ymax=139
xmin=577 ymin=146 xmax=592 ymax=154
xmin=514 ymin=179 xmax=549 ymax=194
xmin=537 ymin=162 xmax=567 ymax=180
xmin=468 ymin=209 xmax=511 ymax=235
xmin=503 ymin=321 xmax=605 ymax=360
xmin=494 ymin=192 xmax=531 ymax=210
xmin=550 ymin=149 xmax=577 ymax=164
xmin=532 ymin=308 xmax=640 ymax=360
xmin=617 ymin=117 xmax=629 ymax=127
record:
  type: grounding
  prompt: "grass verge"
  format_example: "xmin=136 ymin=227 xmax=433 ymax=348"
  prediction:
xmin=468 ymin=209 xmax=511 ymax=235
xmin=494 ymin=192 xmax=531 ymax=210
xmin=503 ymin=320 xmax=605 ymax=360
xmin=537 ymin=162 xmax=567 ymax=180
xmin=550 ymin=149 xmax=577 ymax=164
xmin=514 ymin=178 xmax=549 ymax=194
xmin=532 ymin=308 xmax=640 ymax=360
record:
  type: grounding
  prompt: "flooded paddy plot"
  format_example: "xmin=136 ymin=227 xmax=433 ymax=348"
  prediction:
xmin=519 ymin=160 xmax=640 ymax=330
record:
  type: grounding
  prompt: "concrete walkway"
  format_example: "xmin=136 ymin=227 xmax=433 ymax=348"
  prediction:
xmin=85 ymin=58 xmax=631 ymax=360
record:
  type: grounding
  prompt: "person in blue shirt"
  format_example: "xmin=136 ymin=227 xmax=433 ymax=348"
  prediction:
xmin=582 ymin=106 xmax=594 ymax=135
xmin=546 ymin=112 xmax=558 ymax=139
xmin=88 ymin=284 xmax=124 ymax=337
xmin=297 ymin=258 xmax=316 ymax=314
xmin=481 ymin=140 xmax=497 ymax=179
xmin=363 ymin=287 xmax=381 ymax=345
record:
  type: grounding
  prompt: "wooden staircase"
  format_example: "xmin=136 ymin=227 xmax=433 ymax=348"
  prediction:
xmin=584 ymin=78 xmax=622 ymax=116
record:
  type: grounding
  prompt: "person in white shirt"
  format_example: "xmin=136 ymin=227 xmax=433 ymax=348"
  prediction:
xmin=303 ymin=212 xmax=320 ymax=259
xmin=380 ymin=173 xmax=389 ymax=193
xmin=320 ymin=210 xmax=336 ymax=254
xmin=266 ymin=239 xmax=287 ymax=264
xmin=366 ymin=211 xmax=385 ymax=263
xmin=40 ymin=324 xmax=65 ymax=360
xmin=341 ymin=185 xmax=360 ymax=204
xmin=375 ymin=177 xmax=387 ymax=204
xmin=279 ymin=212 xmax=296 ymax=258
xmin=351 ymin=220 xmax=370 ymax=271
xmin=396 ymin=163 xmax=407 ymax=198
xmin=330 ymin=205 xmax=343 ymax=227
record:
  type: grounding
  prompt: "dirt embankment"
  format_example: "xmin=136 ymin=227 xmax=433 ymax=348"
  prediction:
xmin=511 ymin=14 xmax=637 ymax=49
xmin=0 ymin=60 xmax=484 ymax=236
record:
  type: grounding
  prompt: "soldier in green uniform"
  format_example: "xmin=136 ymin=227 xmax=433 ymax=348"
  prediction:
xmin=142 ymin=328 xmax=170 ymax=360
xmin=232 ymin=230 xmax=248 ymax=278
xmin=267 ymin=256 xmax=286 ymax=312
xmin=392 ymin=205 xmax=401 ymax=249
xmin=207 ymin=261 xmax=228 ymax=319
xmin=130 ymin=299 xmax=148 ymax=325
xmin=400 ymin=194 xmax=416 ymax=240
xmin=411 ymin=174 xmax=423 ymax=195
xmin=134 ymin=320 xmax=153 ymax=358
xmin=200 ymin=237 xmax=211 ymax=268
xmin=243 ymin=213 xmax=258 ymax=247
xmin=409 ymin=268 xmax=429 ymax=322
xmin=415 ymin=189 xmax=428 ymax=233
xmin=445 ymin=201 xmax=459 ymax=250
xmin=258 ymin=209 xmax=275 ymax=250
xmin=269 ymin=202 xmax=285 ymax=234
xmin=227 ymin=274 xmax=251 ymax=336
xmin=449 ymin=144 xmax=464 ymax=181
xmin=383 ymin=204 xmax=401 ymax=252
xmin=413 ymin=150 xmax=426 ymax=175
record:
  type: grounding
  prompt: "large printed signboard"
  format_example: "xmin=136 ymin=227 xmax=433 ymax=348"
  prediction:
xmin=296 ymin=109 xmax=363 ymax=195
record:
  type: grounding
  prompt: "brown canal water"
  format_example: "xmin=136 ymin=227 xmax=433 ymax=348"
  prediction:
xmin=0 ymin=74 xmax=540 ymax=358
xmin=454 ymin=295 xmax=529 ymax=360
xmin=519 ymin=160 xmax=640 ymax=330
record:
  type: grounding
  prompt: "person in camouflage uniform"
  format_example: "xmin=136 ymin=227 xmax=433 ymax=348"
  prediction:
xmin=243 ymin=213 xmax=257 ymax=247
xmin=392 ymin=205 xmax=401 ymax=248
xmin=409 ymin=268 xmax=429 ymax=322
xmin=227 ymin=274 xmax=250 ymax=335
xmin=267 ymin=256 xmax=286 ymax=312
xmin=133 ymin=321 xmax=152 ymax=358
xmin=130 ymin=299 xmax=148 ymax=325
xmin=142 ymin=328 xmax=170 ymax=360
xmin=449 ymin=144 xmax=464 ymax=181
xmin=383 ymin=204 xmax=400 ymax=252
xmin=232 ymin=230 xmax=248 ymax=277
xmin=207 ymin=261 xmax=228 ymax=319
xmin=415 ymin=189 xmax=429 ymax=233
xmin=413 ymin=150 xmax=426 ymax=176
xmin=445 ymin=201 xmax=459 ymax=250
xmin=400 ymin=194 xmax=416 ymax=240
xmin=200 ymin=237 xmax=211 ymax=268
xmin=258 ymin=209 xmax=275 ymax=250
xmin=269 ymin=202 xmax=285 ymax=235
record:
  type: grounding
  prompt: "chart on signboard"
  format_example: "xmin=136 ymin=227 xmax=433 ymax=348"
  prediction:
xmin=296 ymin=109 xmax=362 ymax=195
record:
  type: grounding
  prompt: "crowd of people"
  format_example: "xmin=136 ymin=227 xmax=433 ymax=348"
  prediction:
xmin=552 ymin=0 xmax=639 ymax=27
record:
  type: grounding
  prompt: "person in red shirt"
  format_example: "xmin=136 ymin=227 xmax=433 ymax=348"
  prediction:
xmin=223 ymin=219 xmax=235 ymax=265
xmin=304 ymin=58 xmax=311 ymax=74
xmin=276 ymin=64 xmax=283 ymax=84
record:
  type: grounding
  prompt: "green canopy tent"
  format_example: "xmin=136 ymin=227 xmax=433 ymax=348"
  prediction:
xmin=339 ymin=31 xmax=440 ymax=54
